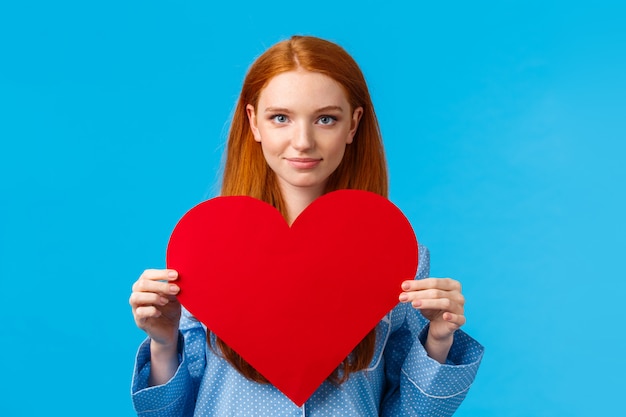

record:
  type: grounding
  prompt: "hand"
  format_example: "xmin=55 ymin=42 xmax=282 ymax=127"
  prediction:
xmin=399 ymin=277 xmax=466 ymax=343
xmin=129 ymin=269 xmax=181 ymax=348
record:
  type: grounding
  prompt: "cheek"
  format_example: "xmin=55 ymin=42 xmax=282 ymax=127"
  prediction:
xmin=328 ymin=143 xmax=348 ymax=165
xmin=259 ymin=138 xmax=281 ymax=156
xmin=257 ymin=126 xmax=289 ymax=149
xmin=259 ymin=143 xmax=275 ymax=162
xmin=258 ymin=138 xmax=286 ymax=167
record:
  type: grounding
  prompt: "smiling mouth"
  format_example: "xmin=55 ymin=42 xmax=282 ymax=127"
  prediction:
xmin=285 ymin=158 xmax=322 ymax=169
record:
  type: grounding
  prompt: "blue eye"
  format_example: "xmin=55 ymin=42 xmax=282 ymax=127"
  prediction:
xmin=318 ymin=116 xmax=337 ymax=125
xmin=272 ymin=114 xmax=288 ymax=123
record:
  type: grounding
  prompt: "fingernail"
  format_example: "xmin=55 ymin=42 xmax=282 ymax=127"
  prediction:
xmin=399 ymin=293 xmax=409 ymax=302
xmin=412 ymin=300 xmax=422 ymax=308
xmin=402 ymin=282 xmax=410 ymax=290
xmin=167 ymin=270 xmax=177 ymax=279
xmin=159 ymin=296 xmax=168 ymax=305
xmin=169 ymin=284 xmax=179 ymax=294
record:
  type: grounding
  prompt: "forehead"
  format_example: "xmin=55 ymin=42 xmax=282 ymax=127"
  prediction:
xmin=258 ymin=70 xmax=350 ymax=108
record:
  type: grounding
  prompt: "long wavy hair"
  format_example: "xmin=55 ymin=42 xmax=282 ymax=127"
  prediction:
xmin=217 ymin=35 xmax=388 ymax=384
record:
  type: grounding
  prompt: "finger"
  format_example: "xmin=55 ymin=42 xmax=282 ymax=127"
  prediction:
xmin=411 ymin=298 xmax=464 ymax=314
xmin=399 ymin=289 xmax=465 ymax=307
xmin=400 ymin=288 xmax=449 ymax=301
xmin=134 ymin=305 xmax=163 ymax=323
xmin=129 ymin=292 xmax=169 ymax=309
xmin=402 ymin=290 xmax=465 ymax=306
xmin=132 ymin=277 xmax=180 ymax=295
xmin=140 ymin=269 xmax=179 ymax=282
xmin=401 ymin=278 xmax=461 ymax=292
xmin=442 ymin=312 xmax=466 ymax=328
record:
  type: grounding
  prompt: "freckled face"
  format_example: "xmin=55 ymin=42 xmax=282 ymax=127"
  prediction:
xmin=246 ymin=70 xmax=362 ymax=200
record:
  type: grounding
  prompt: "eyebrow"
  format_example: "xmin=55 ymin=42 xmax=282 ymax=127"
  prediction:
xmin=263 ymin=105 xmax=345 ymax=113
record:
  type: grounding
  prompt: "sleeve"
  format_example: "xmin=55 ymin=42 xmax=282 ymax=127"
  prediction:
xmin=130 ymin=308 xmax=207 ymax=416
xmin=381 ymin=245 xmax=484 ymax=417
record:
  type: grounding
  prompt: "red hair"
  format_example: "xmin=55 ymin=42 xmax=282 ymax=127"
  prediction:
xmin=217 ymin=35 xmax=388 ymax=384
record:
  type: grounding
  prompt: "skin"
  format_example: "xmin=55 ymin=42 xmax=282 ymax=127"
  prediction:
xmin=129 ymin=69 xmax=467 ymax=386
xmin=246 ymin=69 xmax=362 ymax=224
xmin=129 ymin=269 xmax=181 ymax=386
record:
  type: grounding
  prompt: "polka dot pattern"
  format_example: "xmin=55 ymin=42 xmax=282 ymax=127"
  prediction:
xmin=131 ymin=244 xmax=484 ymax=416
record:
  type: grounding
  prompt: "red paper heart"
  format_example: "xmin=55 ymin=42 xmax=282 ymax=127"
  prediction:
xmin=166 ymin=190 xmax=418 ymax=406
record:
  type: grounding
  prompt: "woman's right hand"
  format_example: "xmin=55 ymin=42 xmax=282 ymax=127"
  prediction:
xmin=129 ymin=269 xmax=181 ymax=347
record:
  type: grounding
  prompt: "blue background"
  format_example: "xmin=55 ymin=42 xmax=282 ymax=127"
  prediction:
xmin=1 ymin=1 xmax=624 ymax=416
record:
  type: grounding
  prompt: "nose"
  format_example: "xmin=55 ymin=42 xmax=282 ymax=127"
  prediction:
xmin=291 ymin=122 xmax=314 ymax=152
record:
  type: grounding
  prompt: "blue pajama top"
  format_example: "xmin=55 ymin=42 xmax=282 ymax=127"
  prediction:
xmin=131 ymin=245 xmax=484 ymax=416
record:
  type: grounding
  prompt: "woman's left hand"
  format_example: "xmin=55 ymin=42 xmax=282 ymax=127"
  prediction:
xmin=399 ymin=278 xmax=466 ymax=360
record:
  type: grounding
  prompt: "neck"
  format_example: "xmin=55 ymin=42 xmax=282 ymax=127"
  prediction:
xmin=280 ymin=184 xmax=325 ymax=226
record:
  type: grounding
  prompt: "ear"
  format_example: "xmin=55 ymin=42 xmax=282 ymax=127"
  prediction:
xmin=246 ymin=104 xmax=262 ymax=142
xmin=346 ymin=106 xmax=363 ymax=144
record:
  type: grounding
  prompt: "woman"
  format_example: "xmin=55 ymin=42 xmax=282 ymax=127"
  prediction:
xmin=129 ymin=35 xmax=483 ymax=416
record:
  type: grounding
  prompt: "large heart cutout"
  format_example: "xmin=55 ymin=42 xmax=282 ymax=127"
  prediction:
xmin=166 ymin=190 xmax=418 ymax=406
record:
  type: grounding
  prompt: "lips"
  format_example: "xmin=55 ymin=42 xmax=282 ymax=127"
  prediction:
xmin=285 ymin=157 xmax=322 ymax=169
